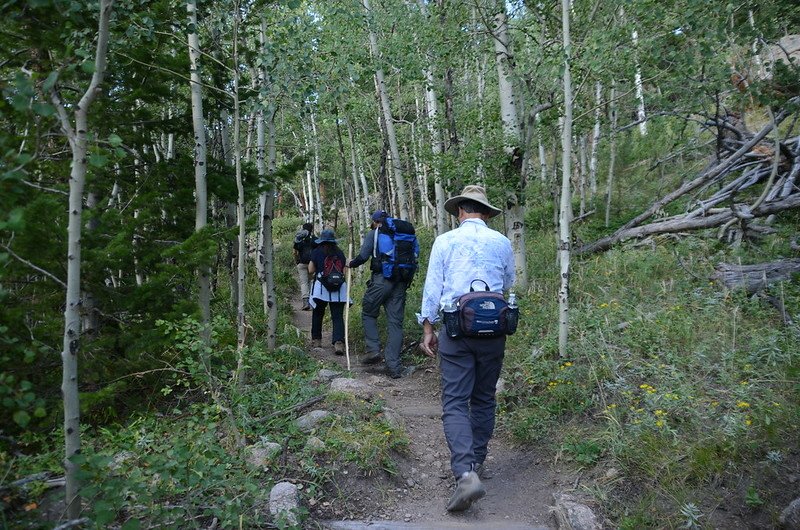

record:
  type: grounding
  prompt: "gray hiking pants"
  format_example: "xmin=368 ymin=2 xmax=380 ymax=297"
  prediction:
xmin=438 ymin=331 xmax=505 ymax=478
xmin=361 ymin=273 xmax=407 ymax=375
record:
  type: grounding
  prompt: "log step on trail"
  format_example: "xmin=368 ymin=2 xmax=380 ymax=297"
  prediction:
xmin=322 ymin=521 xmax=548 ymax=530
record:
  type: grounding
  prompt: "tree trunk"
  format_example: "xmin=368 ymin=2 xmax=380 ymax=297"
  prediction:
xmin=632 ymin=28 xmax=647 ymax=136
xmin=558 ymin=0 xmax=573 ymax=358
xmin=713 ymin=259 xmax=800 ymax=294
xmin=363 ymin=0 xmax=409 ymax=219
xmin=52 ymin=0 xmax=113 ymax=519
xmin=188 ymin=0 xmax=211 ymax=346
xmin=493 ymin=7 xmax=527 ymax=290
xmin=231 ymin=10 xmax=247 ymax=386
xmin=220 ymin=109 xmax=239 ymax=308
xmin=605 ymin=83 xmax=617 ymax=227
xmin=589 ymin=82 xmax=602 ymax=197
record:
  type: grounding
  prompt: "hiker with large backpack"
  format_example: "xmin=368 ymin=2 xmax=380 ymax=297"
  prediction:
xmin=293 ymin=222 xmax=317 ymax=310
xmin=307 ymin=229 xmax=349 ymax=355
xmin=348 ymin=210 xmax=419 ymax=378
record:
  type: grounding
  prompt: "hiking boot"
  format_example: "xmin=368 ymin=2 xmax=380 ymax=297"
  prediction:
xmin=446 ymin=471 xmax=485 ymax=512
xmin=473 ymin=462 xmax=488 ymax=479
xmin=389 ymin=365 xmax=417 ymax=379
xmin=301 ymin=297 xmax=311 ymax=311
xmin=333 ymin=341 xmax=345 ymax=355
xmin=361 ymin=351 xmax=383 ymax=365
xmin=310 ymin=339 xmax=322 ymax=348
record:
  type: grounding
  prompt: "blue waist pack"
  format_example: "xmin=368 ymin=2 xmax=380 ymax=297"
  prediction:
xmin=443 ymin=280 xmax=518 ymax=338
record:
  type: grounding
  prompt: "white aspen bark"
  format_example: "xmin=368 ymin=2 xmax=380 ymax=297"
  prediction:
xmin=188 ymin=0 xmax=211 ymax=345
xmin=493 ymin=11 xmax=522 ymax=142
xmin=537 ymin=114 xmax=547 ymax=182
xmin=220 ymin=109 xmax=238 ymax=307
xmin=310 ymin=113 xmax=324 ymax=226
xmin=305 ymin=169 xmax=314 ymax=225
xmin=363 ymin=0 xmax=409 ymax=219
xmin=589 ymin=81 xmax=602 ymax=195
xmin=422 ymin=70 xmax=447 ymax=235
xmin=231 ymin=9 xmax=247 ymax=386
xmin=558 ymin=0 xmax=573 ymax=358
xmin=579 ymin=135 xmax=587 ymax=216
xmin=605 ymin=83 xmax=618 ymax=227
xmin=632 ymin=28 xmax=647 ymax=136
xmin=53 ymin=0 xmax=113 ymax=519
xmin=257 ymin=21 xmax=278 ymax=351
xmin=261 ymin=106 xmax=278 ymax=349
xmin=493 ymin=7 xmax=527 ymax=289
xmin=748 ymin=10 xmax=766 ymax=80
xmin=346 ymin=120 xmax=368 ymax=232
xmin=167 ymin=108 xmax=175 ymax=159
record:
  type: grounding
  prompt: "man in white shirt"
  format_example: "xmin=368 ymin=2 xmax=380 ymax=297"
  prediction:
xmin=418 ymin=185 xmax=515 ymax=512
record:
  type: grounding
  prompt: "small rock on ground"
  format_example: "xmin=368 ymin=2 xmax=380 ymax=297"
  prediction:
xmin=330 ymin=377 xmax=375 ymax=399
xmin=781 ymin=497 xmax=800 ymax=529
xmin=552 ymin=493 xmax=601 ymax=530
xmin=269 ymin=481 xmax=300 ymax=526
xmin=296 ymin=409 xmax=333 ymax=432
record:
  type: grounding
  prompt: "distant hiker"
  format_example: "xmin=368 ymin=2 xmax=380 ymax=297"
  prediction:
xmin=418 ymin=185 xmax=515 ymax=512
xmin=293 ymin=222 xmax=316 ymax=310
xmin=348 ymin=210 xmax=419 ymax=378
xmin=308 ymin=229 xmax=349 ymax=355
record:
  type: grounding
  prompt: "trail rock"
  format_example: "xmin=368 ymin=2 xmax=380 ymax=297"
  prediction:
xmin=305 ymin=436 xmax=326 ymax=453
xmin=496 ymin=377 xmax=507 ymax=395
xmin=296 ymin=410 xmax=333 ymax=432
xmin=316 ymin=369 xmax=341 ymax=382
xmin=245 ymin=441 xmax=282 ymax=468
xmin=269 ymin=481 xmax=300 ymax=526
xmin=552 ymin=493 xmax=601 ymax=530
xmin=330 ymin=377 xmax=375 ymax=399
xmin=781 ymin=497 xmax=800 ymax=529
xmin=381 ymin=407 xmax=404 ymax=430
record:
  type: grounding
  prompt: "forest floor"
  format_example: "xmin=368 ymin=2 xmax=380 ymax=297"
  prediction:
xmin=290 ymin=299 xmax=572 ymax=529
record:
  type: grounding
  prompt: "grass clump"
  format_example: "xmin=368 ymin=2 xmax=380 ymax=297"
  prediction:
xmin=501 ymin=219 xmax=800 ymax=527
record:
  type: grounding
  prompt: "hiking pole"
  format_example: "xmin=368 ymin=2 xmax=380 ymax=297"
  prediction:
xmin=344 ymin=242 xmax=353 ymax=371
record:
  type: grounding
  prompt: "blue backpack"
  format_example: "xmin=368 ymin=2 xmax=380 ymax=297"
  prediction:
xmin=374 ymin=217 xmax=419 ymax=283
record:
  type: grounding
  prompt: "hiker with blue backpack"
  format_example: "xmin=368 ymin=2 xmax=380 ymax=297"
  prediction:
xmin=348 ymin=210 xmax=419 ymax=378
xmin=308 ymin=229 xmax=350 ymax=355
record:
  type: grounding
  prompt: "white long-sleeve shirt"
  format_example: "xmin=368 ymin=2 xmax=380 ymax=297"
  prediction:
xmin=417 ymin=218 xmax=515 ymax=325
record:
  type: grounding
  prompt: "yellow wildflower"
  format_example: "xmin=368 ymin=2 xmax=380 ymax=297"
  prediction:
xmin=655 ymin=420 xmax=665 ymax=428
xmin=737 ymin=401 xmax=750 ymax=409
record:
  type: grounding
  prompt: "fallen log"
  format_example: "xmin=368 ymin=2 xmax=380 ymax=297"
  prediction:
xmin=711 ymin=258 xmax=800 ymax=294
xmin=577 ymin=193 xmax=800 ymax=254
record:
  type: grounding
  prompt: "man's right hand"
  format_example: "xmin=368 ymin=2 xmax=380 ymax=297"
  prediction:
xmin=421 ymin=320 xmax=438 ymax=358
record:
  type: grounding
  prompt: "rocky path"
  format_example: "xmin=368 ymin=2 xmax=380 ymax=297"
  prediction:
xmin=291 ymin=300 xmax=572 ymax=529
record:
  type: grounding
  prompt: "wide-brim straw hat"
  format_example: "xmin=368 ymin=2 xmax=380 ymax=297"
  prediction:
xmin=315 ymin=229 xmax=338 ymax=244
xmin=444 ymin=185 xmax=502 ymax=218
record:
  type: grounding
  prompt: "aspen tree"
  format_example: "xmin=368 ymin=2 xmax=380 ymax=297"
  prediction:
xmin=558 ymin=0 xmax=574 ymax=357
xmin=363 ymin=0 xmax=409 ymax=219
xmin=50 ymin=0 xmax=114 ymax=518
xmin=492 ymin=6 xmax=528 ymax=289
xmin=187 ymin=0 xmax=211 ymax=346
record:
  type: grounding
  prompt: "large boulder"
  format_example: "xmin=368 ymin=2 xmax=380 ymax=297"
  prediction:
xmin=269 ymin=481 xmax=300 ymax=526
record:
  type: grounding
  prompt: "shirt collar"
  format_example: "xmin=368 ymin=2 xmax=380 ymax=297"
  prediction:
xmin=459 ymin=217 xmax=487 ymax=228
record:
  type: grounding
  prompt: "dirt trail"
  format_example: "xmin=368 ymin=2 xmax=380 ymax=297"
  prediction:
xmin=291 ymin=299 xmax=566 ymax=529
